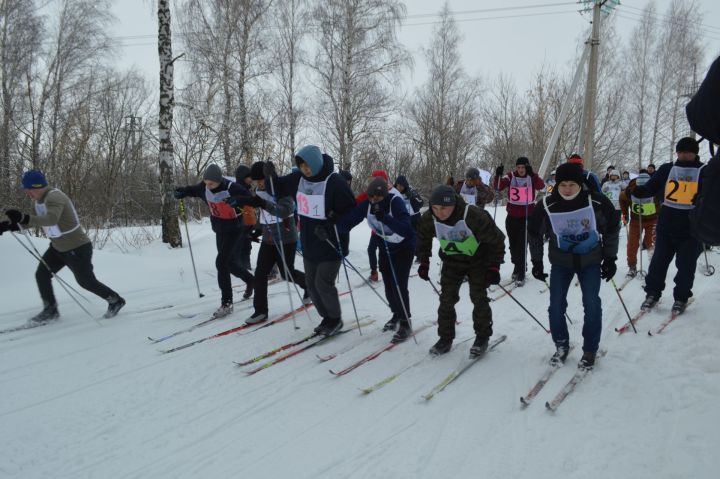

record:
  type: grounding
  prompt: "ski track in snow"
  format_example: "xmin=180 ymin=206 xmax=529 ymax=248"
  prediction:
xmin=0 ymin=215 xmax=718 ymax=478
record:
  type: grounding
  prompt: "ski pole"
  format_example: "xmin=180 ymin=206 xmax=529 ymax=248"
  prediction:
xmin=610 ymin=278 xmax=636 ymax=333
xmin=497 ymin=283 xmax=549 ymax=333
xmin=377 ymin=220 xmax=417 ymax=345
xmin=702 ymin=245 xmax=715 ymax=276
xmin=492 ymin=166 xmax=501 ymax=222
xmin=179 ymin=199 xmax=205 ymax=298
xmin=541 ymin=280 xmax=573 ymax=325
xmin=333 ymin=225 xmax=362 ymax=335
xmin=322 ymin=239 xmax=389 ymax=307
xmin=637 ymin=213 xmax=646 ymax=277
xmin=13 ymin=230 xmax=95 ymax=320
xmin=427 ymin=277 xmax=441 ymax=296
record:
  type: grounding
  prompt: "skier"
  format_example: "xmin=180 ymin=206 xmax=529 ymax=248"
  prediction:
xmin=621 ymin=171 xmax=631 ymax=189
xmin=600 ymin=165 xmax=616 ymax=186
xmin=269 ymin=145 xmax=356 ymax=336
xmin=492 ymin=157 xmax=545 ymax=285
xmin=393 ymin=175 xmax=424 ymax=227
xmin=458 ymin=167 xmax=495 ymax=210
xmin=633 ymin=137 xmax=705 ymax=314
xmin=416 ymin=185 xmax=506 ymax=357
xmin=233 ymin=164 xmax=255 ymax=272
xmin=336 ymin=177 xmax=416 ymax=342
xmin=174 ymin=164 xmax=255 ymax=318
xmin=619 ymin=171 xmax=658 ymax=278
xmin=646 ymin=164 xmax=656 ymax=176
xmin=4 ymin=170 xmax=126 ymax=322
xmin=356 ymin=170 xmax=394 ymax=282
xmin=528 ymin=163 xmax=620 ymax=369
xmin=546 ymin=170 xmax=557 ymax=194
xmin=600 ymin=169 xmax=623 ymax=212
xmin=225 ymin=161 xmax=311 ymax=324
xmin=566 ymin=154 xmax=602 ymax=192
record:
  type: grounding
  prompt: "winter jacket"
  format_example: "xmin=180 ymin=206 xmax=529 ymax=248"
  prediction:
xmin=493 ymin=172 xmax=545 ymax=218
xmin=182 ymin=179 xmax=249 ymax=234
xmin=619 ymin=179 xmax=660 ymax=222
xmin=394 ymin=175 xmax=424 ymax=225
xmin=337 ymin=194 xmax=416 ymax=254
xmin=582 ymin=170 xmax=602 ymax=192
xmin=273 ymin=153 xmax=356 ymax=262
xmin=26 ymin=188 xmax=91 ymax=253
xmin=416 ymin=195 xmax=505 ymax=269
xmin=528 ymin=189 xmax=620 ymax=270
xmin=633 ymin=158 xmax=704 ymax=237
xmin=456 ymin=179 xmax=495 ymax=209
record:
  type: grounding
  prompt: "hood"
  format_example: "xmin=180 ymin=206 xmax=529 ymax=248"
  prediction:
xmin=395 ymin=175 xmax=409 ymax=190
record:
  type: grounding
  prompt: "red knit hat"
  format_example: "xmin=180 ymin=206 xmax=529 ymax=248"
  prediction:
xmin=371 ymin=170 xmax=389 ymax=182
xmin=567 ymin=154 xmax=583 ymax=166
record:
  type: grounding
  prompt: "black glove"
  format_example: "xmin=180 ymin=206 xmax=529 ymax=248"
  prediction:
xmin=0 ymin=220 xmax=20 ymax=235
xmin=417 ymin=262 xmax=430 ymax=281
xmin=5 ymin=209 xmax=29 ymax=225
xmin=525 ymin=164 xmax=534 ymax=177
xmin=314 ymin=225 xmax=330 ymax=242
xmin=173 ymin=186 xmax=188 ymax=199
xmin=531 ymin=260 xmax=548 ymax=281
xmin=263 ymin=161 xmax=276 ymax=178
xmin=371 ymin=202 xmax=385 ymax=221
xmin=224 ymin=194 xmax=266 ymax=209
xmin=600 ymin=259 xmax=617 ymax=282
xmin=249 ymin=227 xmax=263 ymax=243
xmin=495 ymin=165 xmax=504 ymax=178
xmin=485 ymin=266 xmax=501 ymax=287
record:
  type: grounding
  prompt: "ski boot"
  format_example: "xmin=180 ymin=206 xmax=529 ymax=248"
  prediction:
xmin=626 ymin=266 xmax=637 ymax=278
xmin=391 ymin=321 xmax=412 ymax=344
xmin=212 ymin=301 xmax=234 ymax=319
xmin=382 ymin=317 xmax=399 ymax=332
xmin=469 ymin=336 xmax=489 ymax=358
xmin=29 ymin=302 xmax=59 ymax=324
xmin=549 ymin=343 xmax=570 ymax=367
xmin=578 ymin=351 xmax=596 ymax=370
xmin=641 ymin=294 xmax=659 ymax=311
xmin=246 ymin=311 xmax=268 ymax=325
xmin=242 ymin=280 xmax=254 ymax=300
xmin=429 ymin=337 xmax=453 ymax=356
xmin=104 ymin=295 xmax=126 ymax=319
xmin=369 ymin=270 xmax=379 ymax=282
xmin=302 ymin=289 xmax=313 ymax=306
xmin=314 ymin=317 xmax=343 ymax=337
xmin=671 ymin=300 xmax=688 ymax=315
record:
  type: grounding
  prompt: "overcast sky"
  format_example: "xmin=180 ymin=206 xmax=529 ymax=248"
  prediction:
xmin=111 ymin=0 xmax=720 ymax=92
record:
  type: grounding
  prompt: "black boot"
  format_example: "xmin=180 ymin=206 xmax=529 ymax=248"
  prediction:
xmin=469 ymin=336 xmax=489 ymax=358
xmin=314 ymin=317 xmax=343 ymax=337
xmin=391 ymin=321 xmax=412 ymax=344
xmin=104 ymin=295 xmax=126 ymax=319
xmin=549 ymin=343 xmax=570 ymax=367
xmin=671 ymin=300 xmax=688 ymax=315
xmin=382 ymin=317 xmax=399 ymax=332
xmin=641 ymin=294 xmax=659 ymax=311
xmin=29 ymin=302 xmax=59 ymax=324
xmin=578 ymin=351 xmax=596 ymax=370
xmin=242 ymin=280 xmax=254 ymax=300
xmin=429 ymin=337 xmax=453 ymax=356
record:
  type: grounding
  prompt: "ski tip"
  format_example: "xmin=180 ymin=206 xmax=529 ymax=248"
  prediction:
xmin=328 ymin=369 xmax=340 ymax=376
xmin=647 ymin=330 xmax=653 ymax=337
xmin=545 ymin=401 xmax=555 ymax=412
xmin=520 ymin=397 xmax=529 ymax=407
xmin=359 ymin=388 xmax=372 ymax=395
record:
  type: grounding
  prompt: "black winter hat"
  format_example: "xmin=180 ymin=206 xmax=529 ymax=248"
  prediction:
xmin=235 ymin=165 xmax=251 ymax=182
xmin=203 ymin=164 xmax=224 ymax=183
xmin=339 ymin=170 xmax=353 ymax=182
xmin=465 ymin=167 xmax=480 ymax=180
xmin=250 ymin=161 xmax=265 ymax=180
xmin=675 ymin=137 xmax=699 ymax=154
xmin=516 ymin=157 xmax=530 ymax=166
xmin=430 ymin=185 xmax=456 ymax=206
xmin=367 ymin=177 xmax=388 ymax=198
xmin=554 ymin=163 xmax=584 ymax=186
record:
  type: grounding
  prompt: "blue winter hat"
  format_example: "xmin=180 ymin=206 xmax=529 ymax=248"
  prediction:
xmin=295 ymin=145 xmax=323 ymax=176
xmin=22 ymin=170 xmax=48 ymax=189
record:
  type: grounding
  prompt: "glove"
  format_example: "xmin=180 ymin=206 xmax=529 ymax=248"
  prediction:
xmin=249 ymin=227 xmax=263 ymax=243
xmin=225 ymin=194 xmax=266 ymax=209
xmin=314 ymin=225 xmax=330 ymax=242
xmin=485 ymin=265 xmax=501 ymax=287
xmin=622 ymin=215 xmax=628 ymax=226
xmin=600 ymin=259 xmax=617 ymax=282
xmin=0 ymin=220 xmax=20 ymax=235
xmin=371 ymin=202 xmax=385 ymax=221
xmin=417 ymin=262 xmax=430 ymax=281
xmin=531 ymin=260 xmax=548 ymax=281
xmin=263 ymin=161 xmax=276 ymax=178
xmin=525 ymin=164 xmax=534 ymax=177
xmin=173 ymin=186 xmax=188 ymax=199
xmin=495 ymin=165 xmax=504 ymax=178
xmin=5 ymin=209 xmax=29 ymax=225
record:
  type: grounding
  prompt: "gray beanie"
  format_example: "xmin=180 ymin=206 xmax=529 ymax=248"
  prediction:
xmin=465 ymin=167 xmax=480 ymax=180
xmin=430 ymin=185 xmax=456 ymax=206
xmin=367 ymin=177 xmax=388 ymax=198
xmin=203 ymin=164 xmax=224 ymax=183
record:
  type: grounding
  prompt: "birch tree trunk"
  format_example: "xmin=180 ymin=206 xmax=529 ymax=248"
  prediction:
xmin=158 ymin=0 xmax=181 ymax=247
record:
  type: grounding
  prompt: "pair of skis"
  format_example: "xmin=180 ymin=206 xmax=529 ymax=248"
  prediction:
xmin=615 ymin=298 xmax=693 ymax=336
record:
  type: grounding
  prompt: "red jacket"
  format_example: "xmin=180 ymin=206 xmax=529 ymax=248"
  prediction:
xmin=493 ymin=172 xmax=545 ymax=218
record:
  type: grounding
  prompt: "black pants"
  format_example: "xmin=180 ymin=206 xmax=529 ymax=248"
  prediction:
xmin=216 ymin=231 xmax=253 ymax=304
xmin=234 ymin=225 xmax=253 ymax=271
xmin=367 ymin=235 xmax=380 ymax=272
xmin=36 ymin=243 xmax=117 ymax=306
xmin=378 ymin=244 xmax=413 ymax=322
xmin=644 ymin=231 xmax=703 ymax=302
xmin=438 ymin=260 xmax=492 ymax=340
xmin=253 ymin=241 xmax=306 ymax=314
xmin=505 ymin=215 xmax=529 ymax=271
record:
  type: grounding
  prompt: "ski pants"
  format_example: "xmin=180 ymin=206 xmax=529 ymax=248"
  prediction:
xmin=437 ymin=260 xmax=492 ymax=341
xmin=216 ymin=231 xmax=253 ymax=304
xmin=378 ymin=245 xmax=413 ymax=323
xmin=627 ymin=216 xmax=657 ymax=268
xmin=253 ymin=240 xmax=306 ymax=314
xmin=548 ymin=263 xmax=602 ymax=353
xmin=233 ymin=225 xmax=253 ymax=271
xmin=36 ymin=242 xmax=118 ymax=306
xmin=367 ymin=234 xmax=380 ymax=273
xmin=505 ymin=215 xmax=528 ymax=272
xmin=644 ymin=231 xmax=703 ymax=302
xmin=304 ymin=259 xmax=342 ymax=320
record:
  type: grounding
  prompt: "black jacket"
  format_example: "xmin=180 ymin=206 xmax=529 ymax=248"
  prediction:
xmin=274 ymin=154 xmax=356 ymax=262
xmin=633 ymin=158 xmax=704 ymax=236
xmin=183 ymin=179 xmax=250 ymax=234
xmin=529 ymin=189 xmax=619 ymax=270
xmin=337 ymin=194 xmax=416 ymax=254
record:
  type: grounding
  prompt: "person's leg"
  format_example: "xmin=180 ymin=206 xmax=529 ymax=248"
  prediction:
xmin=466 ymin=265 xmax=492 ymax=340
xmin=303 ymin=259 xmax=328 ymax=318
xmin=215 ymin=233 xmax=235 ymax=304
xmin=643 ymin=231 xmax=676 ymax=299
xmin=312 ymin=260 xmax=343 ymax=320
xmin=279 ymin=242 xmax=306 ymax=290
xmin=378 ymin=249 xmax=399 ymax=318
xmin=672 ymin=235 xmax=703 ymax=302
xmin=437 ymin=261 xmax=466 ymax=340
xmin=548 ymin=264 xmax=574 ymax=346
xmin=367 ymin=236 xmax=378 ymax=275
xmin=35 ymin=246 xmax=66 ymax=306
xmin=61 ymin=243 xmax=119 ymax=300
xmin=627 ymin=217 xmax=640 ymax=268
xmin=252 ymin=242 xmax=275 ymax=314
xmin=577 ymin=263 xmax=602 ymax=353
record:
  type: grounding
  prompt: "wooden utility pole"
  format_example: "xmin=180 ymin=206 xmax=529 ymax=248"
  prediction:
xmin=581 ymin=0 xmax=602 ymax=171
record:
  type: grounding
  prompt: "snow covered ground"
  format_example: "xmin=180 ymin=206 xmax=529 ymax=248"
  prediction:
xmin=1 ymin=211 xmax=719 ymax=479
